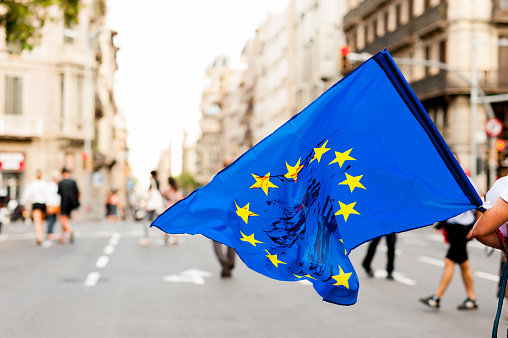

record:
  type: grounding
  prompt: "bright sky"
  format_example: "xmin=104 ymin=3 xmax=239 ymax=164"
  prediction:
xmin=107 ymin=0 xmax=289 ymax=187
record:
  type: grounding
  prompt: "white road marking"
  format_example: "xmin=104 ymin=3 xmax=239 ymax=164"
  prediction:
xmin=418 ymin=256 xmax=445 ymax=267
xmin=376 ymin=245 xmax=402 ymax=255
xmin=95 ymin=256 xmax=110 ymax=268
xmin=373 ymin=270 xmax=416 ymax=285
xmin=402 ymin=238 xmax=428 ymax=247
xmin=84 ymin=272 xmax=100 ymax=286
xmin=474 ymin=271 xmax=500 ymax=282
xmin=163 ymin=269 xmax=212 ymax=285
xmin=109 ymin=232 xmax=120 ymax=245
xmin=103 ymin=245 xmax=115 ymax=255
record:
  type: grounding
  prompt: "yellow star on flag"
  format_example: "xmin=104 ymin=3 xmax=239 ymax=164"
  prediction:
xmin=335 ymin=201 xmax=360 ymax=222
xmin=328 ymin=148 xmax=356 ymax=167
xmin=284 ymin=158 xmax=303 ymax=182
xmin=250 ymin=173 xmax=278 ymax=195
xmin=265 ymin=250 xmax=287 ymax=268
xmin=339 ymin=173 xmax=366 ymax=193
xmin=331 ymin=266 xmax=352 ymax=289
xmin=240 ymin=231 xmax=263 ymax=246
xmin=235 ymin=201 xmax=258 ymax=224
xmin=339 ymin=239 xmax=347 ymax=255
xmin=310 ymin=140 xmax=331 ymax=163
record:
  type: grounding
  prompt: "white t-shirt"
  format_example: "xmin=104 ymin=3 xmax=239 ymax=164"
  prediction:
xmin=446 ymin=177 xmax=479 ymax=225
xmin=21 ymin=179 xmax=48 ymax=205
xmin=46 ymin=180 xmax=61 ymax=207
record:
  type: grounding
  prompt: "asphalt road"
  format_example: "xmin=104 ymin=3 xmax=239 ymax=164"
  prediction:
xmin=0 ymin=220 xmax=505 ymax=337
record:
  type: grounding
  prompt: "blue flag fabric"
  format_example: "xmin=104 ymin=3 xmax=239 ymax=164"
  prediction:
xmin=152 ymin=50 xmax=482 ymax=305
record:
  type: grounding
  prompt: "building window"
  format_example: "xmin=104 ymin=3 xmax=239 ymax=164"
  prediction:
xmin=396 ymin=4 xmax=401 ymax=27
xmin=5 ymin=76 xmax=22 ymax=115
xmin=439 ymin=40 xmax=447 ymax=65
xmin=384 ymin=11 xmax=389 ymax=34
xmin=501 ymin=0 xmax=508 ymax=10
xmin=425 ymin=46 xmax=431 ymax=77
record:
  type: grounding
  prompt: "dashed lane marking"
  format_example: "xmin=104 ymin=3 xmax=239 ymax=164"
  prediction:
xmin=84 ymin=272 xmax=100 ymax=286
xmin=95 ymin=256 xmax=110 ymax=268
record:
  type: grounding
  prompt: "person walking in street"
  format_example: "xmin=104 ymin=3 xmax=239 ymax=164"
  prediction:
xmin=105 ymin=189 xmax=119 ymax=222
xmin=45 ymin=171 xmax=61 ymax=240
xmin=212 ymin=158 xmax=236 ymax=278
xmin=57 ymin=168 xmax=79 ymax=244
xmin=20 ymin=169 xmax=47 ymax=245
xmin=161 ymin=176 xmax=183 ymax=245
xmin=420 ymin=158 xmax=480 ymax=311
xmin=143 ymin=170 xmax=163 ymax=245
xmin=362 ymin=233 xmax=397 ymax=280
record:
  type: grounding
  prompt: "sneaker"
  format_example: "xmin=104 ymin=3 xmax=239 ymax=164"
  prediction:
xmin=457 ymin=298 xmax=478 ymax=310
xmin=386 ymin=273 xmax=394 ymax=280
xmin=419 ymin=295 xmax=440 ymax=308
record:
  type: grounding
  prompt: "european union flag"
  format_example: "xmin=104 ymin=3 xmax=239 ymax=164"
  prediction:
xmin=152 ymin=50 xmax=482 ymax=305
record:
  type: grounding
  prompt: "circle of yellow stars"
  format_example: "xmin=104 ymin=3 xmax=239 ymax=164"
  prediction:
xmin=232 ymin=139 xmax=365 ymax=290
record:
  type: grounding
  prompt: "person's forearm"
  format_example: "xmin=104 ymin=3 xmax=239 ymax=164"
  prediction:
xmin=472 ymin=230 xmax=503 ymax=250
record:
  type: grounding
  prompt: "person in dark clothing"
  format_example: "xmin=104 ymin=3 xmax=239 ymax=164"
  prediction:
xmin=212 ymin=158 xmax=236 ymax=278
xmin=58 ymin=168 xmax=79 ymax=244
xmin=362 ymin=233 xmax=397 ymax=280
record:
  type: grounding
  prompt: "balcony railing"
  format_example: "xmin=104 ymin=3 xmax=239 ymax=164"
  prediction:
xmin=492 ymin=1 xmax=508 ymax=23
xmin=352 ymin=3 xmax=447 ymax=54
xmin=413 ymin=3 xmax=447 ymax=37
xmin=409 ymin=69 xmax=508 ymax=101
xmin=344 ymin=0 xmax=389 ymax=31
xmin=0 ymin=115 xmax=44 ymax=138
xmin=361 ymin=22 xmax=412 ymax=54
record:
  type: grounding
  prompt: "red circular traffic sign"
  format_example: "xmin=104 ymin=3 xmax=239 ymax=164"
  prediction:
xmin=485 ymin=117 xmax=504 ymax=137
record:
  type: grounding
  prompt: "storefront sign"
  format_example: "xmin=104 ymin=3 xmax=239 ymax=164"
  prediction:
xmin=0 ymin=152 xmax=25 ymax=172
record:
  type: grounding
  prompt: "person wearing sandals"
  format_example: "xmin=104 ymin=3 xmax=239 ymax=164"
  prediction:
xmin=57 ymin=168 xmax=79 ymax=244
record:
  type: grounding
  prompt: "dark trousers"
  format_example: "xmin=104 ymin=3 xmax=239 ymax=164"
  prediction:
xmin=362 ymin=233 xmax=397 ymax=274
xmin=46 ymin=214 xmax=57 ymax=235
xmin=213 ymin=240 xmax=235 ymax=267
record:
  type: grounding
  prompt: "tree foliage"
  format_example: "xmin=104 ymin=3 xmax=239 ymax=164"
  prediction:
xmin=0 ymin=0 xmax=80 ymax=51
xmin=176 ymin=172 xmax=201 ymax=196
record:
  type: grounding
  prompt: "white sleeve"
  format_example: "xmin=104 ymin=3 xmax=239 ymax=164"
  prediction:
xmin=500 ymin=186 xmax=508 ymax=203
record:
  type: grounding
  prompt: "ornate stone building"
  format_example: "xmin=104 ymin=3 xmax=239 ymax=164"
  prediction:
xmin=343 ymin=0 xmax=508 ymax=190
xmin=0 ymin=0 xmax=127 ymax=220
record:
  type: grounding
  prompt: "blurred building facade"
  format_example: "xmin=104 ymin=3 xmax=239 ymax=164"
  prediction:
xmin=0 ymin=0 xmax=128 ymax=220
xmin=156 ymin=145 xmax=172 ymax=190
xmin=343 ymin=0 xmax=508 ymax=192
xmin=193 ymin=0 xmax=346 ymax=183
xmin=195 ymin=56 xmax=229 ymax=184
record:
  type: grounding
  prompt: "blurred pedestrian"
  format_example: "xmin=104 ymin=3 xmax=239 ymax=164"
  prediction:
xmin=213 ymin=158 xmax=236 ymax=278
xmin=161 ymin=176 xmax=183 ymax=245
xmin=106 ymin=189 xmax=119 ymax=222
xmin=362 ymin=233 xmax=397 ymax=280
xmin=143 ymin=170 xmax=164 ymax=245
xmin=420 ymin=156 xmax=480 ymax=310
xmin=20 ymin=169 xmax=47 ymax=245
xmin=58 ymin=168 xmax=79 ymax=244
xmin=45 ymin=171 xmax=61 ymax=240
